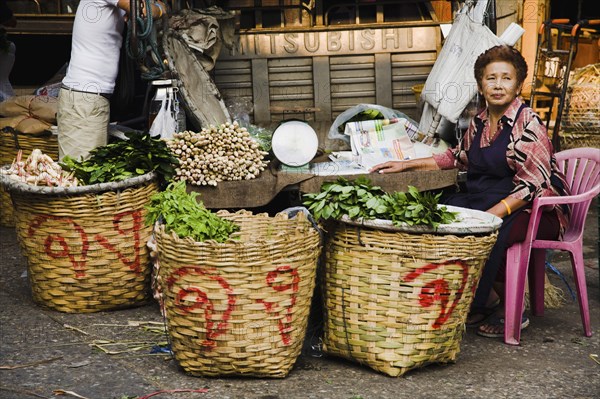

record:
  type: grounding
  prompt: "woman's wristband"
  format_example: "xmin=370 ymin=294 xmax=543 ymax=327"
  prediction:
xmin=500 ymin=199 xmax=512 ymax=215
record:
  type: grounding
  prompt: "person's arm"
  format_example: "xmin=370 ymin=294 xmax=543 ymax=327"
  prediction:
xmin=486 ymin=196 xmax=527 ymax=218
xmin=149 ymin=0 xmax=166 ymax=18
xmin=117 ymin=0 xmax=166 ymax=18
xmin=369 ymin=110 xmax=481 ymax=175
xmin=488 ymin=109 xmax=554 ymax=218
xmin=369 ymin=157 xmax=439 ymax=174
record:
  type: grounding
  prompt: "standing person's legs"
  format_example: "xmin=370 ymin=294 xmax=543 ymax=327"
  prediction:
xmin=57 ymin=88 xmax=110 ymax=161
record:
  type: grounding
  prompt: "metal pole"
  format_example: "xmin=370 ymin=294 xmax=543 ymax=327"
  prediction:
xmin=552 ymin=23 xmax=582 ymax=151
xmin=486 ymin=0 xmax=496 ymax=34
xmin=130 ymin=0 xmax=140 ymax=58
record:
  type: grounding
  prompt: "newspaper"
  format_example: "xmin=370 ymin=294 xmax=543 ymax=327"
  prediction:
xmin=307 ymin=118 xmax=437 ymax=177
xmin=309 ymin=117 xmax=436 ymax=176
xmin=344 ymin=118 xmax=418 ymax=170
xmin=310 ymin=157 xmax=366 ymax=176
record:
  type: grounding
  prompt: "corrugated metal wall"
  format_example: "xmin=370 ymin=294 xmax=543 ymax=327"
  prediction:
xmin=213 ymin=26 xmax=440 ymax=124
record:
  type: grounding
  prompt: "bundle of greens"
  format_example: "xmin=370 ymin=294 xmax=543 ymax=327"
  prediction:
xmin=60 ymin=132 xmax=178 ymax=185
xmin=302 ymin=177 xmax=388 ymax=221
xmin=383 ymin=186 xmax=457 ymax=228
xmin=302 ymin=178 xmax=457 ymax=229
xmin=145 ymin=181 xmax=239 ymax=243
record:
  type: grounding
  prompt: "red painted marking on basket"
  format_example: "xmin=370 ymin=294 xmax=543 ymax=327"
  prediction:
xmin=403 ymin=260 xmax=469 ymax=329
xmin=256 ymin=266 xmax=299 ymax=345
xmin=94 ymin=210 xmax=143 ymax=274
xmin=29 ymin=215 xmax=89 ymax=277
xmin=167 ymin=266 xmax=235 ymax=349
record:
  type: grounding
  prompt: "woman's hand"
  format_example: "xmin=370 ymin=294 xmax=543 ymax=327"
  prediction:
xmin=369 ymin=161 xmax=410 ymax=174
xmin=369 ymin=157 xmax=439 ymax=174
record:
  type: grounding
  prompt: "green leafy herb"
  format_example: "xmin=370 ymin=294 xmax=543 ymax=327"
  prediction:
xmin=383 ymin=186 xmax=457 ymax=228
xmin=302 ymin=177 xmax=388 ymax=221
xmin=145 ymin=181 xmax=239 ymax=243
xmin=303 ymin=178 xmax=457 ymax=228
xmin=60 ymin=132 xmax=179 ymax=185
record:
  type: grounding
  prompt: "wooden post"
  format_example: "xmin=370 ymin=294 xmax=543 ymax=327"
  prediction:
xmin=520 ymin=0 xmax=548 ymax=97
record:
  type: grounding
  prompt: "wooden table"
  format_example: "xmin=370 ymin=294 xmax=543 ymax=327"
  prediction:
xmin=187 ymin=163 xmax=457 ymax=209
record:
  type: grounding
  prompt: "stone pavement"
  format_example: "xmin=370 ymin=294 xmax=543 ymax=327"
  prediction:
xmin=0 ymin=200 xmax=598 ymax=399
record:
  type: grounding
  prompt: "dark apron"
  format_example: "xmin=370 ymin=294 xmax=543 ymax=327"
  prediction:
xmin=444 ymin=104 xmax=526 ymax=211
xmin=442 ymin=104 xmax=527 ymax=308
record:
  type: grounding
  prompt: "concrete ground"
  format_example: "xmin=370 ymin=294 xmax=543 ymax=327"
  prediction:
xmin=0 ymin=200 xmax=598 ymax=399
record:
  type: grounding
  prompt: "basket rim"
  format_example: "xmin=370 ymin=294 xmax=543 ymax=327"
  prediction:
xmin=338 ymin=204 xmax=503 ymax=234
xmin=0 ymin=126 xmax=54 ymax=137
xmin=0 ymin=166 xmax=156 ymax=196
xmin=154 ymin=209 xmax=320 ymax=246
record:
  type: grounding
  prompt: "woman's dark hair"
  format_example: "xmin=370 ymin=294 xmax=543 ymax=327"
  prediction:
xmin=474 ymin=45 xmax=528 ymax=86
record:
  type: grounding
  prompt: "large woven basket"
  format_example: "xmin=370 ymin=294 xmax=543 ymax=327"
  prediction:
xmin=560 ymin=82 xmax=600 ymax=150
xmin=323 ymin=222 xmax=498 ymax=376
xmin=1 ymin=171 xmax=158 ymax=313
xmin=559 ymin=131 xmax=600 ymax=151
xmin=560 ymin=64 xmax=600 ymax=150
xmin=0 ymin=128 xmax=59 ymax=227
xmin=154 ymin=210 xmax=321 ymax=378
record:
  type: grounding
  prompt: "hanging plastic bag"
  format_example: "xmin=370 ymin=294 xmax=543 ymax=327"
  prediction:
xmin=149 ymin=90 xmax=178 ymax=140
xmin=328 ymin=103 xmax=448 ymax=155
xmin=419 ymin=2 xmax=503 ymax=125
xmin=328 ymin=103 xmax=420 ymax=143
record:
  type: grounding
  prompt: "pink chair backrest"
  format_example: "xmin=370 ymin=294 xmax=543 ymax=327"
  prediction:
xmin=554 ymin=147 xmax=600 ymax=235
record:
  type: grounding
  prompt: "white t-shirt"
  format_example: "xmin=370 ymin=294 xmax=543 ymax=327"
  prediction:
xmin=62 ymin=0 xmax=125 ymax=94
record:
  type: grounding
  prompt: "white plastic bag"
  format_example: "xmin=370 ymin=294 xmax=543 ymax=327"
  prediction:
xmin=417 ymin=1 xmax=502 ymax=144
xmin=328 ymin=103 xmax=420 ymax=143
xmin=419 ymin=4 xmax=503 ymax=124
xmin=329 ymin=103 xmax=448 ymax=155
xmin=149 ymin=91 xmax=178 ymax=140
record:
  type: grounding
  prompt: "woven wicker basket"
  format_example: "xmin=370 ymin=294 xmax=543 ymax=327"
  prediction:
xmin=1 ymin=172 xmax=158 ymax=313
xmin=154 ymin=210 xmax=321 ymax=378
xmin=323 ymin=222 xmax=498 ymax=377
xmin=0 ymin=128 xmax=59 ymax=227
xmin=560 ymin=64 xmax=600 ymax=149
xmin=560 ymin=131 xmax=600 ymax=151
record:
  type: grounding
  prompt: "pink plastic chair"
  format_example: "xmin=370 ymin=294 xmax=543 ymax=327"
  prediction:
xmin=504 ymin=147 xmax=600 ymax=345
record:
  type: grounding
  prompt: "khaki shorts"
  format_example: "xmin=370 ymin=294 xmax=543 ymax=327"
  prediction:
xmin=57 ymin=87 xmax=110 ymax=161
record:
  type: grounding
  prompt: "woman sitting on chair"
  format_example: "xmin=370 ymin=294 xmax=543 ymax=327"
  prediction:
xmin=369 ymin=45 xmax=571 ymax=338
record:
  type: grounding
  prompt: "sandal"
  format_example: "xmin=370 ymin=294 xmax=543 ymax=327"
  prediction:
xmin=477 ymin=314 xmax=530 ymax=338
xmin=465 ymin=299 xmax=501 ymax=328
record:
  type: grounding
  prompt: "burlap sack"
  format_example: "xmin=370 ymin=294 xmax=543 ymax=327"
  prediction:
xmin=0 ymin=95 xmax=58 ymax=123
xmin=0 ymin=116 xmax=52 ymax=134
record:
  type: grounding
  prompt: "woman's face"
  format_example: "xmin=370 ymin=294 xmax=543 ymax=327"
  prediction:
xmin=478 ymin=61 xmax=523 ymax=110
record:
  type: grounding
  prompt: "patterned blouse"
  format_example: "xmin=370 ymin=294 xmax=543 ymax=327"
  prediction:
xmin=433 ymin=97 xmax=570 ymax=234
